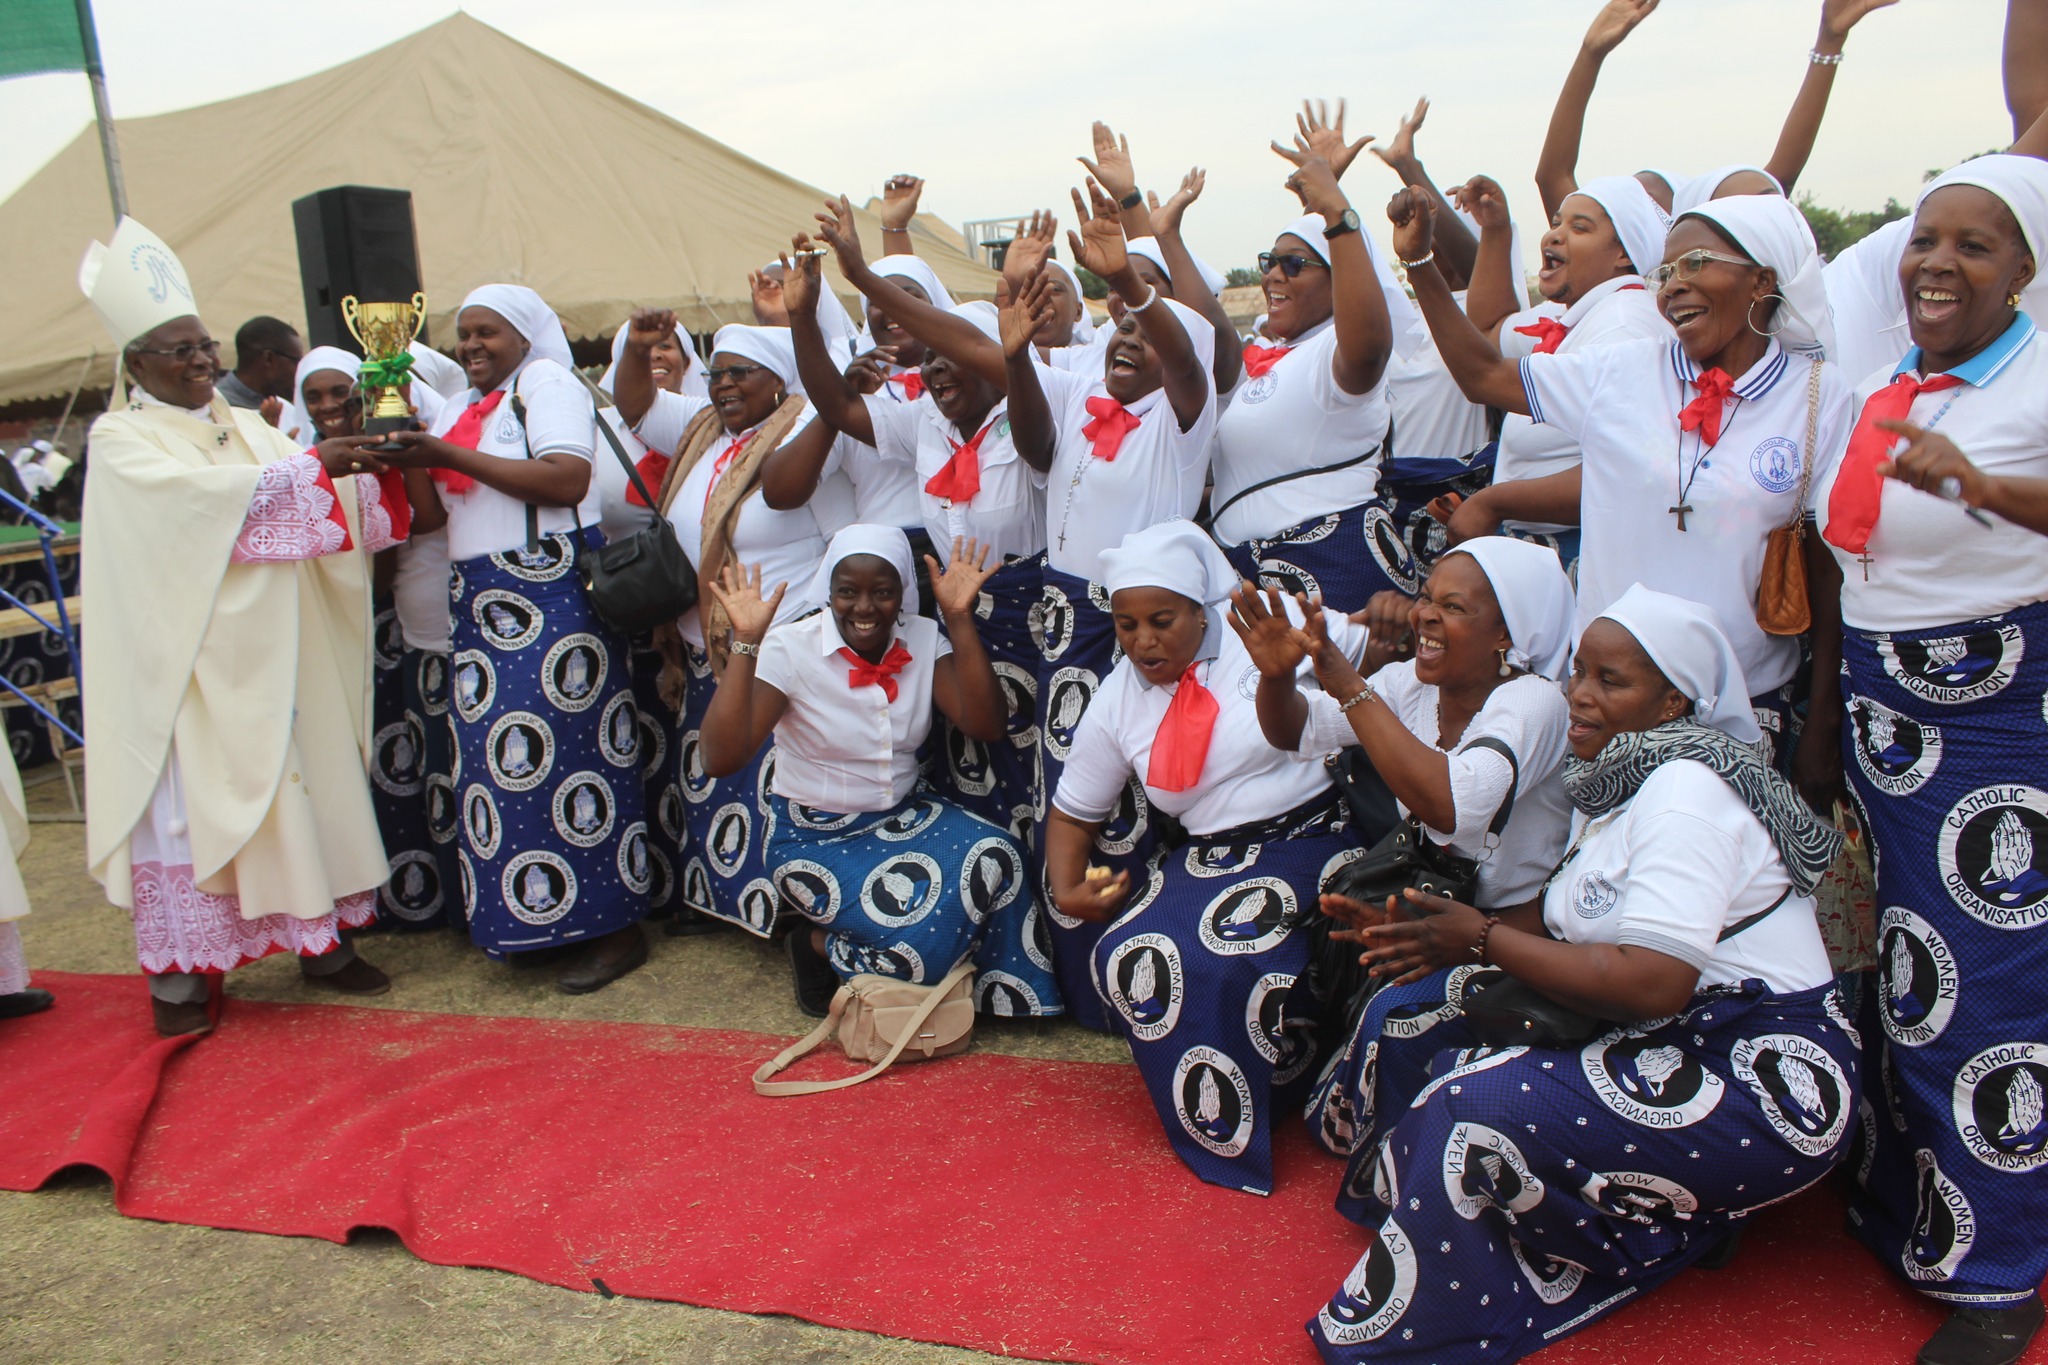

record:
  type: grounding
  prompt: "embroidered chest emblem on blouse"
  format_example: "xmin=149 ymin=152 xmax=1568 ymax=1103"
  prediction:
xmin=1573 ymin=870 xmax=1621 ymax=919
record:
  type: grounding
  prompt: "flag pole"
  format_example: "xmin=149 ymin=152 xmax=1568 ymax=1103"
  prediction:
xmin=73 ymin=0 xmax=125 ymax=222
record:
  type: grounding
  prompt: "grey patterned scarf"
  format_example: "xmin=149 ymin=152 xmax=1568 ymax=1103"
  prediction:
xmin=1563 ymin=719 xmax=1843 ymax=895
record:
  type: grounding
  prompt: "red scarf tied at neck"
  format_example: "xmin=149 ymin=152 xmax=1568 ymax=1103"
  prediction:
xmin=1241 ymin=343 xmax=1292 ymax=378
xmin=1822 ymin=371 xmax=1965 ymax=555
xmin=837 ymin=642 xmax=913 ymax=703
xmin=1146 ymin=661 xmax=1219 ymax=793
xmin=1082 ymin=396 xmax=1143 ymax=462
xmin=1513 ymin=317 xmax=1570 ymax=355
xmin=1677 ymin=367 xmax=1738 ymax=448
xmin=925 ymin=420 xmax=993 ymax=504
xmin=433 ymin=389 xmax=507 ymax=493
xmin=888 ymin=370 xmax=925 ymax=401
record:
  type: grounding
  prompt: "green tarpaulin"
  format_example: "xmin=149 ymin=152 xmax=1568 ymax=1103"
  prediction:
xmin=0 ymin=0 xmax=85 ymax=81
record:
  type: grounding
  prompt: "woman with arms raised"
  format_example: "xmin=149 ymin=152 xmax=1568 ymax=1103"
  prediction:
xmin=1309 ymin=588 xmax=1856 ymax=1364
xmin=1390 ymin=186 xmax=1854 ymax=772
xmin=699 ymin=529 xmax=1058 ymax=1018
xmin=1047 ymin=520 xmax=1367 ymax=1193
xmin=1812 ymin=157 xmax=2048 ymax=1365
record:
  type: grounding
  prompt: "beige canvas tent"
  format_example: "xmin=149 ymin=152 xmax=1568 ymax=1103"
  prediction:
xmin=0 ymin=12 xmax=999 ymax=405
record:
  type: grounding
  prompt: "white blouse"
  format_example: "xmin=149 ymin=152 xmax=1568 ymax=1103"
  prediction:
xmin=862 ymin=392 xmax=1047 ymax=562
xmin=1385 ymin=292 xmax=1491 ymax=463
xmin=755 ymin=611 xmax=952 ymax=813
xmin=1542 ymin=759 xmax=1833 ymax=994
xmin=1208 ymin=320 xmax=1392 ymax=546
xmin=1041 ymin=363 xmax=1217 ymax=578
xmin=1055 ymin=606 xmax=1367 ymax=838
xmin=637 ymin=390 xmax=855 ymax=647
xmin=1298 ymin=665 xmax=1574 ymax=908
xmin=430 ymin=358 xmax=603 ymax=563
xmin=1813 ymin=315 xmax=2048 ymax=632
xmin=1520 ymin=338 xmax=1855 ymax=694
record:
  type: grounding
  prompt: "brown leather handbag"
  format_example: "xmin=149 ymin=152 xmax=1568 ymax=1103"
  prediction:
xmin=1755 ymin=359 xmax=1825 ymax=637
xmin=752 ymin=961 xmax=976 ymax=1095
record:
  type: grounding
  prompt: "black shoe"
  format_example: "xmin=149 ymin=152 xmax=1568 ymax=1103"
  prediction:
xmin=1919 ymin=1295 xmax=2046 ymax=1365
xmin=662 ymin=909 xmax=730 ymax=939
xmin=787 ymin=930 xmax=839 ymax=1019
xmin=0 ymin=988 xmax=53 ymax=1019
xmin=556 ymin=926 xmax=648 ymax=995
xmin=1694 ymin=1228 xmax=1741 ymax=1270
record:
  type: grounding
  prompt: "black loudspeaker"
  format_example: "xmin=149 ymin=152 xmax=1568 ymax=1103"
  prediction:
xmin=291 ymin=186 xmax=426 ymax=352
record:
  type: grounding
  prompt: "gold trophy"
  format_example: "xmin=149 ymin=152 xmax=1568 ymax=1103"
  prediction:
xmin=341 ymin=291 xmax=427 ymax=451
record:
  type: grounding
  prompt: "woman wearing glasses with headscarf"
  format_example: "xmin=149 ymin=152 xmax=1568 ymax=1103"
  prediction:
xmin=1811 ymin=156 xmax=2048 ymax=1365
xmin=1390 ymin=188 xmax=1855 ymax=773
xmin=1309 ymin=588 xmax=1856 ymax=1365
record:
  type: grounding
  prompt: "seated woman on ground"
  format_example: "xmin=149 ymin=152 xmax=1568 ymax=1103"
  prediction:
xmin=1305 ymin=586 xmax=1857 ymax=1365
xmin=699 ymin=527 xmax=1061 ymax=1020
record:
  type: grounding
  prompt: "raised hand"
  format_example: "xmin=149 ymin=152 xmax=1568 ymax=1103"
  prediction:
xmin=1066 ymin=180 xmax=1130 ymax=282
xmin=1356 ymin=589 xmax=1417 ymax=674
xmin=778 ymin=235 xmax=823 ymax=318
xmin=1077 ymin=120 xmax=1139 ymax=203
xmin=1820 ymin=0 xmax=1898 ymax=44
xmin=1149 ymin=168 xmax=1205 ymax=236
xmin=929 ymin=537 xmax=1000 ymax=618
xmin=879 ymin=174 xmax=925 ymax=232
xmin=747 ymin=268 xmax=788 ymax=327
xmin=1000 ymin=266 xmax=1055 ymax=359
xmin=1002 ymin=210 xmax=1058 ymax=295
xmin=1876 ymin=421 xmax=1995 ymax=511
xmin=843 ymin=346 xmax=897 ymax=395
xmin=705 ymin=561 xmax=787 ymax=645
xmin=1450 ymin=175 xmax=1512 ymax=232
xmin=1274 ymin=98 xmax=1372 ymax=181
xmin=1227 ymin=583 xmax=1311 ymax=679
xmin=627 ymin=305 xmax=678 ymax=351
xmin=1583 ymin=0 xmax=1659 ymax=56
xmin=260 ymin=395 xmax=286 ymax=429
xmin=1280 ymin=155 xmax=1351 ymax=220
xmin=1386 ymin=185 xmax=1437 ymax=263
xmin=1371 ymin=96 xmax=1431 ymax=172
xmin=813 ymin=194 xmax=868 ymax=278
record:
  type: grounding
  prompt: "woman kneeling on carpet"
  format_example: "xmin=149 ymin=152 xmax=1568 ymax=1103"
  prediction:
xmin=1046 ymin=520 xmax=1369 ymax=1197
xmin=700 ymin=526 xmax=1061 ymax=1019
xmin=1306 ymin=586 xmax=1860 ymax=1365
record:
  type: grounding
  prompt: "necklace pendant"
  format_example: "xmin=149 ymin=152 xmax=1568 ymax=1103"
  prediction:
xmin=1857 ymin=549 xmax=1874 ymax=582
xmin=1669 ymin=502 xmax=1693 ymax=532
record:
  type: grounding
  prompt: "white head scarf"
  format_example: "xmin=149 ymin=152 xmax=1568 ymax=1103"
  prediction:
xmin=1917 ymin=154 xmax=2048 ymax=285
xmin=871 ymin=255 xmax=954 ymax=311
xmin=1280 ymin=213 xmax=1425 ymax=359
xmin=1683 ymin=195 xmax=1835 ymax=359
xmin=599 ymin=320 xmax=707 ymax=398
xmin=1125 ymin=237 xmax=1227 ymax=299
xmin=459 ymin=284 xmax=576 ymax=374
xmin=407 ymin=341 xmax=469 ymax=400
xmin=1442 ymin=537 xmax=1577 ymax=681
xmin=950 ymin=300 xmax=1004 ymax=344
xmin=1672 ymin=165 xmax=1783 ymax=216
xmin=1636 ymin=168 xmax=1686 ymax=208
xmin=710 ymin=323 xmax=799 ymax=393
xmin=1098 ymin=519 xmax=1240 ymax=646
xmin=809 ymin=523 xmax=919 ymax=621
xmin=288 ymin=346 xmax=361 ymax=445
xmin=759 ymin=257 xmax=861 ymax=354
xmin=1595 ymin=584 xmax=1760 ymax=743
xmin=1572 ymin=176 xmax=1672 ymax=279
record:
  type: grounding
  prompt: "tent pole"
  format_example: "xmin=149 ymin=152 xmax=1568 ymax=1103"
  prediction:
xmin=74 ymin=0 xmax=126 ymax=222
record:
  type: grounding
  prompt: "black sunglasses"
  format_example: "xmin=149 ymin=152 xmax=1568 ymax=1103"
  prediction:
xmin=1258 ymin=251 xmax=1327 ymax=279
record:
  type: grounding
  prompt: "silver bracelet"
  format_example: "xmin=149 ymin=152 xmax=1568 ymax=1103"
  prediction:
xmin=1396 ymin=251 xmax=1435 ymax=271
xmin=1339 ymin=681 xmax=1378 ymax=713
xmin=1126 ymin=284 xmax=1160 ymax=313
xmin=1808 ymin=48 xmax=1844 ymax=65
xmin=728 ymin=639 xmax=761 ymax=658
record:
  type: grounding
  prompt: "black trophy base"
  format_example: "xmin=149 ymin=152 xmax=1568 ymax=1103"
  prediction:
xmin=364 ymin=412 xmax=414 ymax=454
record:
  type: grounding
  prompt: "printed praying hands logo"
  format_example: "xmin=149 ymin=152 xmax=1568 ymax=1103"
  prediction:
xmin=1780 ymin=1056 xmax=1825 ymax=1127
xmin=1988 ymin=812 xmax=2039 ymax=904
xmin=1129 ymin=952 xmax=1158 ymax=1008
xmin=1628 ymin=1045 xmax=1686 ymax=1099
xmin=1195 ymin=1069 xmax=1223 ymax=1126
xmin=2002 ymin=1070 xmax=2045 ymax=1143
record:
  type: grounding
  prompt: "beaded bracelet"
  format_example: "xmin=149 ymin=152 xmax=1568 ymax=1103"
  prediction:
xmin=1476 ymin=914 xmax=1502 ymax=965
xmin=1808 ymin=49 xmax=1844 ymax=65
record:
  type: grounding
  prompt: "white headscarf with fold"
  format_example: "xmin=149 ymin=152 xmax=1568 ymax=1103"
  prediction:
xmin=1683 ymin=195 xmax=1835 ymax=359
xmin=1595 ymin=584 xmax=1760 ymax=743
xmin=459 ymin=284 xmax=576 ymax=374
xmin=288 ymin=346 xmax=360 ymax=446
xmin=1099 ymin=518 xmax=1239 ymax=645
xmin=809 ymin=523 xmax=919 ymax=620
xmin=1918 ymin=154 xmax=2048 ymax=288
xmin=1280 ymin=213 xmax=1425 ymax=359
xmin=1636 ymin=168 xmax=1687 ymax=208
xmin=710 ymin=323 xmax=800 ymax=394
xmin=1126 ymin=237 xmax=1227 ymax=299
xmin=599 ymin=320 xmax=708 ymax=398
xmin=1444 ymin=536 xmax=1577 ymax=681
xmin=854 ymin=254 xmax=960 ymax=355
xmin=950 ymin=300 xmax=1004 ymax=344
xmin=1671 ymin=164 xmax=1784 ymax=216
xmin=1573 ymin=176 xmax=1672 ymax=279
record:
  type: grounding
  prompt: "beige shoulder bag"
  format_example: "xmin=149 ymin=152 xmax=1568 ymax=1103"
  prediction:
xmin=753 ymin=961 xmax=976 ymax=1096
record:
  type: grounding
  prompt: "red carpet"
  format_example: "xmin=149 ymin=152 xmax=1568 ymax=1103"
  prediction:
xmin=0 ymin=970 xmax=2029 ymax=1364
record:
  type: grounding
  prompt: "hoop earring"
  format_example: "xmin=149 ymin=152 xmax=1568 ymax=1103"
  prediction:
xmin=1746 ymin=294 xmax=1788 ymax=339
xmin=1497 ymin=647 xmax=1512 ymax=678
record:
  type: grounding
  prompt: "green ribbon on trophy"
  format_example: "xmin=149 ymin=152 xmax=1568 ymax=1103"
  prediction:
xmin=341 ymin=291 xmax=427 ymax=451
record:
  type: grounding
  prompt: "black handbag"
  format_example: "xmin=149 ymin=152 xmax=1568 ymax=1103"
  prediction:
xmin=510 ymin=388 xmax=698 ymax=635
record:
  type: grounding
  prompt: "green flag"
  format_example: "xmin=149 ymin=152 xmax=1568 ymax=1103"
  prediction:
xmin=0 ymin=0 xmax=87 ymax=81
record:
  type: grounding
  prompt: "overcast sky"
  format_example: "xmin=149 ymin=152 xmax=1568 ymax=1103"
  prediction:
xmin=0 ymin=0 xmax=2018 ymax=276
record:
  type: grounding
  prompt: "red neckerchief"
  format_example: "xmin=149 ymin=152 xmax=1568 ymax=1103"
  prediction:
xmin=1677 ymin=368 xmax=1738 ymax=448
xmin=924 ymin=419 xmax=994 ymax=503
xmin=888 ymin=370 xmax=925 ymax=401
xmin=1822 ymin=372 xmax=1965 ymax=555
xmin=1081 ymin=396 xmax=1142 ymax=462
xmin=1241 ymin=343 xmax=1292 ymax=378
xmin=1145 ymin=662 xmax=1219 ymax=793
xmin=434 ymin=390 xmax=506 ymax=493
xmin=1513 ymin=317 xmax=1569 ymax=355
xmin=837 ymin=641 xmax=912 ymax=702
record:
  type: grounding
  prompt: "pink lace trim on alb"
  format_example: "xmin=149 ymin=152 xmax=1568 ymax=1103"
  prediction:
xmin=232 ymin=454 xmax=352 ymax=563
xmin=132 ymin=860 xmax=377 ymax=975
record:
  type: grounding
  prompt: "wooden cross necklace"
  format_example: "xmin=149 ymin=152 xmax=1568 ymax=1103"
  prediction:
xmin=1671 ymin=395 xmax=1747 ymax=532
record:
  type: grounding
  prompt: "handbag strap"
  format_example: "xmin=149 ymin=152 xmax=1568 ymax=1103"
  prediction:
xmin=591 ymin=409 xmax=667 ymax=525
xmin=752 ymin=959 xmax=975 ymax=1097
xmin=1458 ymin=734 xmax=1521 ymax=849
xmin=1717 ymin=886 xmax=1793 ymax=942
xmin=509 ymin=374 xmax=593 ymax=556
xmin=1780 ymin=359 xmax=1824 ymax=535
xmin=1203 ymin=442 xmax=1381 ymax=530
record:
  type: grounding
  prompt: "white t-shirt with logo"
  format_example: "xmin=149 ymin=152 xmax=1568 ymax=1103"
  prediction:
xmin=1040 ymin=363 xmax=1217 ymax=579
xmin=1520 ymin=339 xmax=1854 ymax=693
xmin=1385 ymin=293 xmax=1490 ymax=464
xmin=862 ymin=392 xmax=1047 ymax=563
xmin=430 ymin=358 xmax=603 ymax=563
xmin=1543 ymin=759 xmax=1833 ymax=993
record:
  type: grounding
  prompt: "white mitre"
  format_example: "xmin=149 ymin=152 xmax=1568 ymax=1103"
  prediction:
xmin=78 ymin=216 xmax=199 ymax=346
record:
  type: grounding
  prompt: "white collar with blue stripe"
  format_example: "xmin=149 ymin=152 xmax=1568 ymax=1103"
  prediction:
xmin=1895 ymin=310 xmax=2036 ymax=388
xmin=1669 ymin=337 xmax=1791 ymax=400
